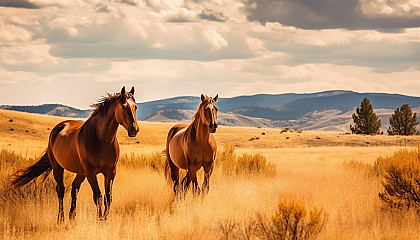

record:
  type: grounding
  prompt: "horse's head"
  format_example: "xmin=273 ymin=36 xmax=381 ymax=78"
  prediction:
xmin=115 ymin=86 xmax=139 ymax=137
xmin=200 ymin=94 xmax=219 ymax=133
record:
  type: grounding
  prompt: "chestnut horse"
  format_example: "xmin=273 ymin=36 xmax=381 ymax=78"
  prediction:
xmin=11 ymin=86 xmax=139 ymax=222
xmin=164 ymin=94 xmax=218 ymax=195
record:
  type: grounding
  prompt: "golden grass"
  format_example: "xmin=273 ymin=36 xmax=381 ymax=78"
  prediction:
xmin=2 ymin=109 xmax=420 ymax=239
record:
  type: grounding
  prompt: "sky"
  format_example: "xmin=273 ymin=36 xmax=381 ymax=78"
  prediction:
xmin=0 ymin=0 xmax=420 ymax=109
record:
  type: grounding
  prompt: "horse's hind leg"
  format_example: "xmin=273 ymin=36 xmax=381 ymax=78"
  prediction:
xmin=69 ymin=174 xmax=86 ymax=220
xmin=103 ymin=168 xmax=116 ymax=220
xmin=86 ymin=170 xmax=102 ymax=219
xmin=51 ymin=163 xmax=65 ymax=223
xmin=169 ymin=160 xmax=181 ymax=194
xmin=47 ymin=150 xmax=65 ymax=223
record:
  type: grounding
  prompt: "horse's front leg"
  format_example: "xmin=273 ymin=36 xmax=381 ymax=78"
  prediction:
xmin=181 ymin=173 xmax=191 ymax=192
xmin=86 ymin=170 xmax=103 ymax=219
xmin=202 ymin=161 xmax=214 ymax=195
xmin=103 ymin=169 xmax=116 ymax=220
xmin=188 ymin=167 xmax=200 ymax=196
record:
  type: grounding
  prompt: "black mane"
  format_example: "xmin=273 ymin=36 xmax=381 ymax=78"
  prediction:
xmin=90 ymin=92 xmax=134 ymax=117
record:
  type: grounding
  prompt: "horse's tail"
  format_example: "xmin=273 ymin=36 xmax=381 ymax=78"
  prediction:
xmin=163 ymin=148 xmax=172 ymax=183
xmin=10 ymin=151 xmax=52 ymax=189
xmin=164 ymin=126 xmax=181 ymax=183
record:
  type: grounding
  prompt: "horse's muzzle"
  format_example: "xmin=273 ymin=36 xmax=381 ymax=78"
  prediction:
xmin=128 ymin=126 xmax=139 ymax=137
xmin=209 ymin=123 xmax=217 ymax=133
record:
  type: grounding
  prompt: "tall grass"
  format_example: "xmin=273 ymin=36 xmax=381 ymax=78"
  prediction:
xmin=118 ymin=152 xmax=165 ymax=171
xmin=3 ymin=146 xmax=420 ymax=239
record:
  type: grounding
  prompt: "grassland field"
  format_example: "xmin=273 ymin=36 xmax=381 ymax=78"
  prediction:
xmin=1 ymin=109 xmax=420 ymax=239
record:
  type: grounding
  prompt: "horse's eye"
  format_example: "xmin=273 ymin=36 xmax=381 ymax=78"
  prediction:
xmin=122 ymin=105 xmax=126 ymax=109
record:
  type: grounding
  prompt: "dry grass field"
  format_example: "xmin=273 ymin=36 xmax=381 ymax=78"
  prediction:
xmin=1 ymin=109 xmax=420 ymax=239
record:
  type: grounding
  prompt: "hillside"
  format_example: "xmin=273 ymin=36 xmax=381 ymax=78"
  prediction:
xmin=1 ymin=109 xmax=420 ymax=158
xmin=0 ymin=104 xmax=90 ymax=118
xmin=2 ymin=90 xmax=420 ymax=132
xmin=138 ymin=90 xmax=420 ymax=132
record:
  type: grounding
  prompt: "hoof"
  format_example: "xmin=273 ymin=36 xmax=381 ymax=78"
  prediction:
xmin=69 ymin=211 xmax=76 ymax=220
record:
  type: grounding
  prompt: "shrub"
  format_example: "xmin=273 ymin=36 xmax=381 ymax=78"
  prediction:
xmin=214 ymin=200 xmax=327 ymax=240
xmin=256 ymin=199 xmax=327 ymax=240
xmin=376 ymin=146 xmax=420 ymax=210
xmin=236 ymin=153 xmax=276 ymax=176
xmin=215 ymin=218 xmax=257 ymax=240
xmin=215 ymin=219 xmax=238 ymax=240
xmin=216 ymin=145 xmax=276 ymax=176
xmin=217 ymin=144 xmax=237 ymax=174
xmin=119 ymin=152 xmax=165 ymax=171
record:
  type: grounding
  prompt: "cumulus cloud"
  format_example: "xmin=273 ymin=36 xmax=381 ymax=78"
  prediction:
xmin=245 ymin=0 xmax=420 ymax=31
xmin=1 ymin=0 xmax=420 ymax=107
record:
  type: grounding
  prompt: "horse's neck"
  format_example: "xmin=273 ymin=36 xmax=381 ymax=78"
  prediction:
xmin=88 ymin=109 xmax=119 ymax=144
xmin=191 ymin=114 xmax=209 ymax=141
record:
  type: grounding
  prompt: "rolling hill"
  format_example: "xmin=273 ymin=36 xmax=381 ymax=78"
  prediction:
xmin=2 ymin=90 xmax=420 ymax=132
xmin=0 ymin=104 xmax=90 ymax=118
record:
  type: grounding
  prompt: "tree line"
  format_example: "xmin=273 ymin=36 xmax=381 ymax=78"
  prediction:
xmin=350 ymin=97 xmax=419 ymax=135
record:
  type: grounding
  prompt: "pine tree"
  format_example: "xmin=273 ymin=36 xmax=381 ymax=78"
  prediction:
xmin=350 ymin=97 xmax=382 ymax=135
xmin=387 ymin=104 xmax=418 ymax=135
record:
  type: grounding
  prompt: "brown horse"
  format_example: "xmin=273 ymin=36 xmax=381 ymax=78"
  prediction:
xmin=164 ymin=94 xmax=218 ymax=195
xmin=10 ymin=86 xmax=139 ymax=222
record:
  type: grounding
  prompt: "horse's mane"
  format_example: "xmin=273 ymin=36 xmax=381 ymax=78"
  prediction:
xmin=90 ymin=92 xmax=134 ymax=117
xmin=192 ymin=97 xmax=211 ymax=121
xmin=192 ymin=102 xmax=204 ymax=121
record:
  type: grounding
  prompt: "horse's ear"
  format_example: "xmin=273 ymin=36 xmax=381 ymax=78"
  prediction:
xmin=214 ymin=94 xmax=218 ymax=102
xmin=201 ymin=94 xmax=205 ymax=102
xmin=121 ymin=86 xmax=126 ymax=95
xmin=130 ymin=86 xmax=135 ymax=95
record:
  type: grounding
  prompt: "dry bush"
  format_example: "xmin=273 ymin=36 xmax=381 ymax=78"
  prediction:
xmin=215 ymin=219 xmax=238 ymax=240
xmin=119 ymin=152 xmax=165 ymax=171
xmin=216 ymin=144 xmax=237 ymax=174
xmin=255 ymin=199 xmax=327 ymax=240
xmin=215 ymin=218 xmax=257 ymax=240
xmin=214 ymin=200 xmax=326 ymax=240
xmin=216 ymin=145 xmax=276 ymax=177
xmin=375 ymin=146 xmax=420 ymax=210
xmin=236 ymin=153 xmax=276 ymax=176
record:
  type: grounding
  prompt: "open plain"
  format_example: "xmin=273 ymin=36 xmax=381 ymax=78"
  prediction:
xmin=1 ymin=109 xmax=420 ymax=239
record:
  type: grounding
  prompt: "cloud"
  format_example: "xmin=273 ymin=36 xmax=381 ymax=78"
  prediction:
xmin=198 ymin=9 xmax=226 ymax=22
xmin=1 ymin=0 xmax=420 ymax=108
xmin=244 ymin=0 xmax=420 ymax=31
xmin=250 ymin=24 xmax=420 ymax=72
xmin=0 ymin=0 xmax=40 ymax=9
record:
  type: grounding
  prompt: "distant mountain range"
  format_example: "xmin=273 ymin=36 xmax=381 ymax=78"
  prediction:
xmin=2 ymin=90 xmax=420 ymax=132
xmin=0 ymin=104 xmax=91 ymax=118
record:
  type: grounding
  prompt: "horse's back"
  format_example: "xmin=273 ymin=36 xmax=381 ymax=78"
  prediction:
xmin=49 ymin=120 xmax=85 ymax=174
xmin=166 ymin=124 xmax=188 ymax=145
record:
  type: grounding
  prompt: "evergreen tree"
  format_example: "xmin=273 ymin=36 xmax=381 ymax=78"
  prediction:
xmin=387 ymin=104 xmax=418 ymax=135
xmin=350 ymin=97 xmax=381 ymax=134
